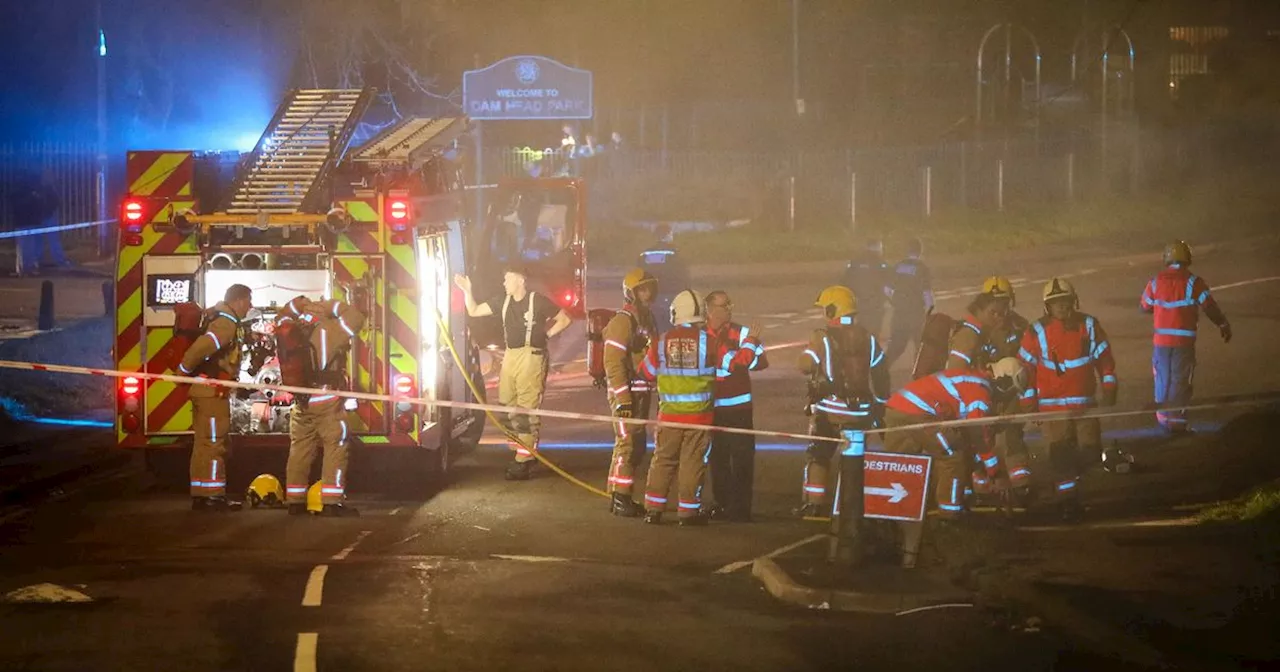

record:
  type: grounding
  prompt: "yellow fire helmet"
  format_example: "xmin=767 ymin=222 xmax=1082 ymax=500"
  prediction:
xmin=981 ymin=276 xmax=1015 ymax=306
xmin=246 ymin=473 xmax=285 ymax=508
xmin=622 ymin=268 xmax=657 ymax=302
xmin=1163 ymin=240 xmax=1192 ymax=266
xmin=814 ymin=285 xmax=857 ymax=320
xmin=306 ymin=481 xmax=325 ymax=514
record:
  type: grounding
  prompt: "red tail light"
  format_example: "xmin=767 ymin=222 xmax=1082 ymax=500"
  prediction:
xmin=386 ymin=199 xmax=410 ymax=230
xmin=394 ymin=375 xmax=414 ymax=396
xmin=122 ymin=376 xmax=141 ymax=396
xmin=395 ymin=413 xmax=414 ymax=432
xmin=122 ymin=413 xmax=141 ymax=433
xmin=122 ymin=199 xmax=146 ymax=232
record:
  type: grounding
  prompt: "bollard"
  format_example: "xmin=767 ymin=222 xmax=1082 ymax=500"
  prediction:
xmin=827 ymin=427 xmax=866 ymax=566
xmin=37 ymin=280 xmax=55 ymax=331
xmin=102 ymin=281 xmax=113 ymax=317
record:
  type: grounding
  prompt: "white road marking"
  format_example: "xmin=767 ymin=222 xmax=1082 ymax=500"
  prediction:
xmin=1018 ymin=516 xmax=1197 ymax=533
xmin=491 ymin=554 xmax=572 ymax=563
xmin=330 ymin=530 xmax=372 ymax=561
xmin=393 ymin=532 xmax=422 ymax=545
xmin=301 ymin=565 xmax=328 ymax=606
xmin=294 ymin=633 xmax=318 ymax=672
xmin=714 ymin=533 xmax=826 ymax=574
xmin=896 ymin=603 xmax=974 ymax=616
xmin=473 ymin=525 xmax=491 ymax=532
xmin=389 ymin=507 xmax=403 ymax=516
xmin=1214 ymin=276 xmax=1280 ymax=291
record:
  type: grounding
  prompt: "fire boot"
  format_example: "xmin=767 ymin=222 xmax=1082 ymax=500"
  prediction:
xmin=504 ymin=460 xmax=533 ymax=481
xmin=643 ymin=510 xmax=663 ymax=525
xmin=610 ymin=492 xmax=642 ymax=518
xmin=791 ymin=502 xmax=828 ymax=519
xmin=193 ymin=496 xmax=243 ymax=513
xmin=678 ymin=513 xmax=709 ymax=527
xmin=320 ymin=503 xmax=360 ymax=517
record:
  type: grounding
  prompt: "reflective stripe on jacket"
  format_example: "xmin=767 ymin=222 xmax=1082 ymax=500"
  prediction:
xmin=640 ymin=324 xmax=718 ymax=424
xmin=711 ymin=322 xmax=768 ymax=409
xmin=1018 ymin=314 xmax=1117 ymax=411
xmin=1140 ymin=264 xmax=1227 ymax=347
xmin=886 ymin=369 xmax=993 ymax=421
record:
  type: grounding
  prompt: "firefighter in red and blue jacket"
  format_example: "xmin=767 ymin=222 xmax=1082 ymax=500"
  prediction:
xmin=1140 ymin=241 xmax=1232 ymax=433
xmin=704 ymin=290 xmax=768 ymax=522
xmin=1020 ymin=278 xmax=1117 ymax=521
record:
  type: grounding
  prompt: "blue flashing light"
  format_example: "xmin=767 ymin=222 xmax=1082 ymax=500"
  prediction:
xmin=98 ymin=30 xmax=106 ymax=57
xmin=29 ymin=416 xmax=113 ymax=428
xmin=234 ymin=133 xmax=260 ymax=152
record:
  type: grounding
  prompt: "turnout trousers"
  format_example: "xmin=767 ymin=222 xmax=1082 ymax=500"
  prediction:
xmin=1153 ymin=345 xmax=1195 ymax=431
xmin=709 ymin=406 xmax=756 ymax=520
xmin=285 ymin=398 xmax=350 ymax=506
xmin=1041 ymin=417 xmax=1100 ymax=503
xmin=606 ymin=391 xmax=652 ymax=496
xmin=499 ymin=346 xmax=549 ymax=462
xmin=190 ymin=395 xmax=231 ymax=497
xmin=644 ymin=427 xmax=711 ymax=520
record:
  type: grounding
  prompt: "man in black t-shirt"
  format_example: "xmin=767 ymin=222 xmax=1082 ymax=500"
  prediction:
xmin=455 ymin=266 xmax=572 ymax=480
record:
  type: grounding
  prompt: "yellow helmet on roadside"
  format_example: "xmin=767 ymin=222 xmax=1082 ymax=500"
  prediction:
xmin=1163 ymin=240 xmax=1192 ymax=266
xmin=306 ymin=481 xmax=324 ymax=513
xmin=622 ymin=268 xmax=657 ymax=302
xmin=814 ymin=285 xmax=857 ymax=319
xmin=982 ymin=276 xmax=1015 ymax=306
xmin=246 ymin=474 xmax=285 ymax=508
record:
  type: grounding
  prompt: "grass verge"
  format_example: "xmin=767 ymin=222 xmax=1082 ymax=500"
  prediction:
xmin=588 ymin=172 xmax=1280 ymax=266
xmin=1198 ymin=479 xmax=1280 ymax=525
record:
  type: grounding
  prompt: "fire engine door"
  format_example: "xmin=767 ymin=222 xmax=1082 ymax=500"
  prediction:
xmin=332 ymin=255 xmax=387 ymax=433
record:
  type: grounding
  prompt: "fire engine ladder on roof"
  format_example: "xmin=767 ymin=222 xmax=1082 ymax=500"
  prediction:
xmin=222 ymin=88 xmax=373 ymax=215
xmin=350 ymin=116 xmax=468 ymax=166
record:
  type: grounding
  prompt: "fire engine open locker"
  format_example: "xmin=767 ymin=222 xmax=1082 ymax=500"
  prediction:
xmin=113 ymin=89 xmax=501 ymax=484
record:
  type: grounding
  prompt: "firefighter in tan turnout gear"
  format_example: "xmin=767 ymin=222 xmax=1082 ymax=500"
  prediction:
xmin=795 ymin=286 xmax=889 ymax=517
xmin=178 ymin=284 xmax=253 ymax=512
xmin=603 ymin=269 xmax=658 ymax=517
xmin=279 ymin=296 xmax=367 ymax=517
xmin=976 ymin=276 xmax=1034 ymax=500
xmin=455 ymin=265 xmax=572 ymax=481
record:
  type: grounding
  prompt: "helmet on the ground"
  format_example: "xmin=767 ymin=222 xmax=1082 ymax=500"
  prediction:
xmin=1163 ymin=240 xmax=1192 ymax=266
xmin=1042 ymin=277 xmax=1078 ymax=308
xmin=982 ymin=276 xmax=1015 ymax=306
xmin=622 ymin=268 xmax=657 ymax=302
xmin=306 ymin=481 xmax=324 ymax=513
xmin=669 ymin=289 xmax=705 ymax=325
xmin=989 ymin=357 xmax=1028 ymax=395
xmin=245 ymin=474 xmax=285 ymax=508
xmin=814 ymin=285 xmax=857 ymax=320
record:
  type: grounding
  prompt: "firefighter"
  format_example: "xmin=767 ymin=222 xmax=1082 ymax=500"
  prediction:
xmin=944 ymin=292 xmax=1009 ymax=370
xmin=603 ymin=269 xmax=659 ymax=517
xmin=884 ymin=237 xmax=935 ymax=368
xmin=977 ymin=276 xmax=1034 ymax=497
xmin=1140 ymin=241 xmax=1232 ymax=433
xmin=705 ymin=290 xmax=768 ymax=522
xmin=882 ymin=358 xmax=1026 ymax=567
xmin=839 ymin=239 xmax=889 ymax=338
xmin=638 ymin=289 xmax=752 ymax=526
xmin=455 ymin=266 xmax=572 ymax=480
xmin=1020 ymin=278 xmax=1118 ymax=521
xmin=637 ymin=224 xmax=690 ymax=333
xmin=178 ymin=283 xmax=253 ymax=512
xmin=282 ymin=297 xmax=367 ymax=517
xmin=794 ymin=286 xmax=889 ymax=518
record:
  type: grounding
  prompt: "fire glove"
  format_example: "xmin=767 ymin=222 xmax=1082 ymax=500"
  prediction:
xmin=1099 ymin=387 xmax=1117 ymax=407
xmin=1220 ymin=323 xmax=1233 ymax=344
xmin=614 ymin=402 xmax=633 ymax=419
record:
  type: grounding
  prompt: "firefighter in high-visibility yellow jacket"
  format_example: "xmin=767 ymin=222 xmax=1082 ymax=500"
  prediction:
xmin=178 ymin=284 xmax=253 ymax=512
xmin=280 ymin=296 xmax=367 ymax=517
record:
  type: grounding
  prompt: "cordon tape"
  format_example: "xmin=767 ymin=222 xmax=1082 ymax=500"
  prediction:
xmin=0 ymin=219 xmax=117 ymax=240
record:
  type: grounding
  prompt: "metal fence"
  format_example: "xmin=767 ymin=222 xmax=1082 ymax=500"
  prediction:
xmin=487 ymin=124 xmax=1211 ymax=229
xmin=0 ymin=142 xmax=105 ymax=248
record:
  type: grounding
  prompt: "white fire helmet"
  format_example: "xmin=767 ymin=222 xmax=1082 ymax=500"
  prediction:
xmin=669 ymin=289 xmax=705 ymax=326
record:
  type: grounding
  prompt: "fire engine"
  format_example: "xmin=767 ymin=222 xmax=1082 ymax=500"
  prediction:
xmin=113 ymin=88 xmax=587 ymax=483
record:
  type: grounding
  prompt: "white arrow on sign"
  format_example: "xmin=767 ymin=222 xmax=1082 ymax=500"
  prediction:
xmin=865 ymin=482 xmax=909 ymax=504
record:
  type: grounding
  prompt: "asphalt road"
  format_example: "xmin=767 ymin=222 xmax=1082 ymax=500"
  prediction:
xmin=1 ymin=237 xmax=1278 ymax=670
